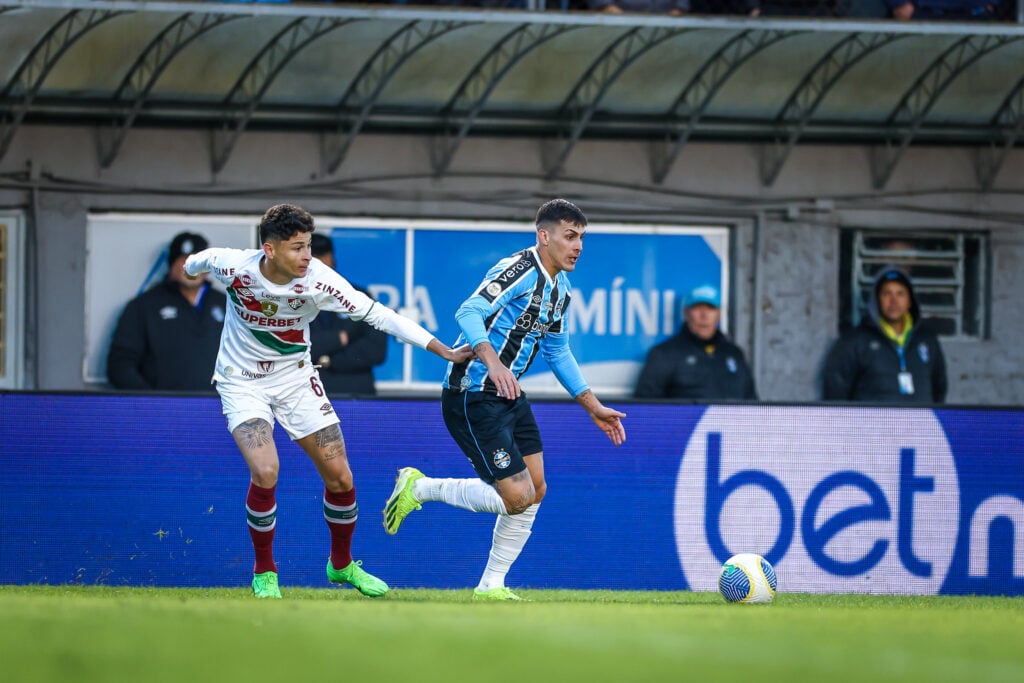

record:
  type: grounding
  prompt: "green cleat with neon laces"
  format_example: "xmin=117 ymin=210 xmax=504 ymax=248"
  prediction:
xmin=472 ymin=587 xmax=527 ymax=602
xmin=382 ymin=467 xmax=424 ymax=535
xmin=252 ymin=571 xmax=282 ymax=599
xmin=327 ymin=559 xmax=389 ymax=597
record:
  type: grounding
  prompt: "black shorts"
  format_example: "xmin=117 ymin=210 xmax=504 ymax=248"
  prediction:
xmin=441 ymin=388 xmax=543 ymax=484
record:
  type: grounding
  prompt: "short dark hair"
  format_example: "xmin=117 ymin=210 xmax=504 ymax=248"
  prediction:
xmin=259 ymin=204 xmax=315 ymax=244
xmin=535 ymin=198 xmax=587 ymax=231
xmin=310 ymin=233 xmax=334 ymax=258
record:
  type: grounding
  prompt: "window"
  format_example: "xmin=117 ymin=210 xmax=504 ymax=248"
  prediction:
xmin=839 ymin=229 xmax=989 ymax=339
xmin=0 ymin=212 xmax=24 ymax=389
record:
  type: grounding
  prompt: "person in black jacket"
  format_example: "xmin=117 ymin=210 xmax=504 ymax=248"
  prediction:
xmin=308 ymin=233 xmax=388 ymax=395
xmin=107 ymin=231 xmax=226 ymax=392
xmin=634 ymin=284 xmax=757 ymax=401
xmin=823 ymin=265 xmax=947 ymax=404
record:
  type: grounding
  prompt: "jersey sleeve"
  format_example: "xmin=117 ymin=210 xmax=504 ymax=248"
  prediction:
xmin=455 ymin=255 xmax=533 ymax=348
xmin=315 ymin=264 xmax=435 ymax=350
xmin=184 ymin=248 xmax=241 ymax=286
xmin=540 ymin=330 xmax=589 ymax=398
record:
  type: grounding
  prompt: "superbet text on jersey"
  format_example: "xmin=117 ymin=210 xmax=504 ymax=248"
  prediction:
xmin=185 ymin=248 xmax=432 ymax=386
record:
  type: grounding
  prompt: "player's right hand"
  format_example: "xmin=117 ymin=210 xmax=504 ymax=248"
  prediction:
xmin=447 ymin=343 xmax=475 ymax=364
xmin=488 ymin=364 xmax=520 ymax=401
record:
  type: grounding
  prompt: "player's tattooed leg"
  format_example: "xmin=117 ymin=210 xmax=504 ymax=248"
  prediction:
xmin=235 ymin=419 xmax=273 ymax=450
xmin=314 ymin=423 xmax=347 ymax=462
xmin=503 ymin=469 xmax=536 ymax=515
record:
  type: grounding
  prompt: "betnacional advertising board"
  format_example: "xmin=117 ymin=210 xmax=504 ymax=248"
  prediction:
xmin=2 ymin=395 xmax=1021 ymax=596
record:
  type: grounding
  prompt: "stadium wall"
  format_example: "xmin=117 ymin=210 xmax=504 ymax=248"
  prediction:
xmin=2 ymin=393 xmax=1021 ymax=596
xmin=5 ymin=126 xmax=1024 ymax=404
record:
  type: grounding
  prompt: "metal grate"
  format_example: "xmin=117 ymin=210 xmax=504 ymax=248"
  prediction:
xmin=847 ymin=230 xmax=988 ymax=339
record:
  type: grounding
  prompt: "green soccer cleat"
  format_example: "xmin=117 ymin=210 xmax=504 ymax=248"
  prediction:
xmin=327 ymin=559 xmax=389 ymax=597
xmin=472 ymin=587 xmax=527 ymax=602
xmin=252 ymin=571 xmax=282 ymax=599
xmin=382 ymin=467 xmax=424 ymax=535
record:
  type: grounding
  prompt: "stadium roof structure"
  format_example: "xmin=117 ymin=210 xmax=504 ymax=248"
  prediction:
xmin=2 ymin=0 xmax=1024 ymax=188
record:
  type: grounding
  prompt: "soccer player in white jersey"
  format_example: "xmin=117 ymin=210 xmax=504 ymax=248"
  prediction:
xmin=185 ymin=203 xmax=472 ymax=599
xmin=383 ymin=198 xmax=627 ymax=601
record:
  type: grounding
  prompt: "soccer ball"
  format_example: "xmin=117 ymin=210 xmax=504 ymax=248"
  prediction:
xmin=718 ymin=553 xmax=777 ymax=604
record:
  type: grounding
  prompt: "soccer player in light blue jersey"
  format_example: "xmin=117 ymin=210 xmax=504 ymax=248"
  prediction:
xmin=384 ymin=198 xmax=627 ymax=601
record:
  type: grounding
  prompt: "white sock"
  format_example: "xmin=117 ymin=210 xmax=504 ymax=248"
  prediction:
xmin=412 ymin=477 xmax=507 ymax=515
xmin=477 ymin=503 xmax=539 ymax=592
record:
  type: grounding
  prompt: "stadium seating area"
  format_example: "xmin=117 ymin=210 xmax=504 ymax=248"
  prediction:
xmin=213 ymin=0 xmax=1018 ymax=22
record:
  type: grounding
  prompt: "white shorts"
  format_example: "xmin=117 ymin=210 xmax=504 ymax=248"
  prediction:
xmin=216 ymin=369 xmax=338 ymax=440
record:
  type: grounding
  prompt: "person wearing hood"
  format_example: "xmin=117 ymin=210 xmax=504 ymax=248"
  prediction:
xmin=823 ymin=265 xmax=947 ymax=403
xmin=634 ymin=283 xmax=758 ymax=401
xmin=107 ymin=231 xmax=226 ymax=392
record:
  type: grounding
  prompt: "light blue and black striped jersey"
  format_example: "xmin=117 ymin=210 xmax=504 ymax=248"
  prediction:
xmin=443 ymin=246 xmax=588 ymax=397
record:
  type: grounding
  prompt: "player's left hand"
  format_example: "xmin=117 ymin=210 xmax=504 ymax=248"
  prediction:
xmin=590 ymin=406 xmax=627 ymax=446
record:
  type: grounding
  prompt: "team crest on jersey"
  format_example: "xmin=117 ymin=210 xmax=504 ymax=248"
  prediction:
xmin=261 ymin=301 xmax=279 ymax=317
xmin=288 ymin=298 xmax=306 ymax=310
xmin=258 ymin=361 xmax=273 ymax=373
xmin=292 ymin=284 xmax=306 ymax=294
xmin=240 ymin=274 xmax=254 ymax=287
xmin=492 ymin=448 xmax=511 ymax=469
xmin=320 ymin=402 xmax=335 ymax=416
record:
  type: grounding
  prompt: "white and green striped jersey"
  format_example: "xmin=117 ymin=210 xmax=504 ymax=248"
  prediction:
xmin=185 ymin=247 xmax=434 ymax=386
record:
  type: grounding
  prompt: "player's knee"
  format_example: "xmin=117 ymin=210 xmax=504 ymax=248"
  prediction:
xmin=323 ymin=471 xmax=354 ymax=493
xmin=249 ymin=464 xmax=279 ymax=488
xmin=500 ymin=484 xmax=536 ymax=515
xmin=533 ymin=479 xmax=547 ymax=504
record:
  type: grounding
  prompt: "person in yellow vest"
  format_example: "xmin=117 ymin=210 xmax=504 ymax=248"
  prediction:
xmin=823 ymin=265 xmax=947 ymax=403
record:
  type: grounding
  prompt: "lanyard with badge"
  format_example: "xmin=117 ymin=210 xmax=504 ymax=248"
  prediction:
xmin=896 ymin=346 xmax=915 ymax=395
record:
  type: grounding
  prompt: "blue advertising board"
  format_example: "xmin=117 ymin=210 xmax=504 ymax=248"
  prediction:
xmin=324 ymin=219 xmax=728 ymax=395
xmin=1 ymin=394 xmax=1021 ymax=595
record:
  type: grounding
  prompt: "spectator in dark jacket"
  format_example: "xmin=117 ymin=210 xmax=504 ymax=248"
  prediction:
xmin=823 ymin=265 xmax=947 ymax=404
xmin=588 ymin=0 xmax=690 ymax=14
xmin=887 ymin=0 xmax=1000 ymax=20
xmin=308 ymin=234 xmax=388 ymax=396
xmin=634 ymin=284 xmax=757 ymax=401
xmin=107 ymin=231 xmax=226 ymax=392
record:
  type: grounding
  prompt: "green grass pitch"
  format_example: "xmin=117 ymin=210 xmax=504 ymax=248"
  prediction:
xmin=2 ymin=586 xmax=1023 ymax=683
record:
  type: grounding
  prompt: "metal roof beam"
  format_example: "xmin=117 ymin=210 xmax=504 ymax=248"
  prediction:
xmin=0 ymin=8 xmax=125 ymax=161
xmin=975 ymin=75 xmax=1024 ymax=191
xmin=96 ymin=12 xmax=240 ymax=169
xmin=543 ymin=25 xmax=690 ymax=180
xmin=649 ymin=28 xmax=794 ymax=185
xmin=430 ymin=22 xmax=577 ymax=178
xmin=321 ymin=19 xmax=473 ymax=176
xmin=870 ymin=34 xmax=1020 ymax=190
xmin=759 ymin=32 xmax=904 ymax=187
xmin=210 ymin=16 xmax=358 ymax=174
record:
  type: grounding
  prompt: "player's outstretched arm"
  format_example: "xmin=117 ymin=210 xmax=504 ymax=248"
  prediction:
xmin=575 ymin=389 xmax=627 ymax=446
xmin=426 ymin=339 xmax=475 ymax=365
xmin=183 ymin=251 xmax=213 ymax=280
